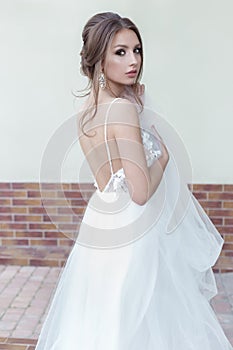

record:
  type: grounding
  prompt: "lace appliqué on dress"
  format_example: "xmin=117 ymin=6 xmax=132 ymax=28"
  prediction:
xmin=93 ymin=168 xmax=128 ymax=193
xmin=141 ymin=128 xmax=162 ymax=166
xmin=93 ymin=128 xmax=162 ymax=192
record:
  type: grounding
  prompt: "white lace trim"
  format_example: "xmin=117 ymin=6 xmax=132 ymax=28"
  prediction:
xmin=141 ymin=128 xmax=162 ymax=166
xmin=93 ymin=128 xmax=162 ymax=192
xmin=93 ymin=168 xmax=128 ymax=193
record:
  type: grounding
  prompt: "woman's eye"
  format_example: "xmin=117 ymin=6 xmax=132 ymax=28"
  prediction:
xmin=134 ymin=47 xmax=142 ymax=54
xmin=115 ymin=49 xmax=126 ymax=56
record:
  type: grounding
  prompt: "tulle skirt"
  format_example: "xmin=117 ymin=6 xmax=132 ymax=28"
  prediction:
xmin=35 ymin=165 xmax=232 ymax=349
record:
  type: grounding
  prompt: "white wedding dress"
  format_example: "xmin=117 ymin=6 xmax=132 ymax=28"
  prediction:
xmin=35 ymin=98 xmax=233 ymax=350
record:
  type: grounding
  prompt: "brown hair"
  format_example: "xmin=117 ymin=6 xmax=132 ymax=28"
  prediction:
xmin=78 ymin=12 xmax=144 ymax=136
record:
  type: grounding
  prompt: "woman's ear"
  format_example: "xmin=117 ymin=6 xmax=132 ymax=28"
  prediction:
xmin=101 ymin=58 xmax=105 ymax=72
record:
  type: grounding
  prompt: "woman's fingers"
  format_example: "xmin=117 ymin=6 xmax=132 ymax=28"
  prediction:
xmin=136 ymin=83 xmax=145 ymax=96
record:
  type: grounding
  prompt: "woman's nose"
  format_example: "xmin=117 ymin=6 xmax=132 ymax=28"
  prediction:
xmin=129 ymin=51 xmax=137 ymax=65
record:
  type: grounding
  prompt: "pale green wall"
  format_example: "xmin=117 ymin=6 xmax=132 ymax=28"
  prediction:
xmin=0 ymin=0 xmax=232 ymax=183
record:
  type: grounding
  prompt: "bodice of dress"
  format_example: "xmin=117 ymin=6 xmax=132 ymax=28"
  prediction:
xmin=93 ymin=100 xmax=162 ymax=193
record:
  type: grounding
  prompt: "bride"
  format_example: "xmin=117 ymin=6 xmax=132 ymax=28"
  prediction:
xmin=35 ymin=12 xmax=233 ymax=350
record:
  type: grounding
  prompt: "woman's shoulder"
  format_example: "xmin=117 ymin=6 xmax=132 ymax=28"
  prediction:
xmin=110 ymin=96 xmax=136 ymax=107
xmin=103 ymin=96 xmax=137 ymax=115
xmin=102 ymin=98 xmax=140 ymax=133
xmin=96 ymin=96 xmax=134 ymax=107
xmin=76 ymin=96 xmax=139 ymax=130
xmin=108 ymin=97 xmax=139 ymax=122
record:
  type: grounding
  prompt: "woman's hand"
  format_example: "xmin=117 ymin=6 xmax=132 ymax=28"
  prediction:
xmin=135 ymin=83 xmax=145 ymax=97
xmin=120 ymin=83 xmax=145 ymax=102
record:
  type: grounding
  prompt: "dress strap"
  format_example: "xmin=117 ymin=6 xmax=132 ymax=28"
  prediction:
xmin=104 ymin=98 xmax=120 ymax=176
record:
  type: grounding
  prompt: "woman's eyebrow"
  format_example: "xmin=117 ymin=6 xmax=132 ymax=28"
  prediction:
xmin=113 ymin=43 xmax=141 ymax=48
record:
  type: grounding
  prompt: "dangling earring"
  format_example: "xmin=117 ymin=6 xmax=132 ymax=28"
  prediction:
xmin=99 ymin=72 xmax=106 ymax=89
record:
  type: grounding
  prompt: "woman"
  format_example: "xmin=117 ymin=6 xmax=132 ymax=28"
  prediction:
xmin=35 ymin=12 xmax=233 ymax=350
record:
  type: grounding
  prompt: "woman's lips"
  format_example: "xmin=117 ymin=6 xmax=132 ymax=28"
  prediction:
xmin=126 ymin=70 xmax=137 ymax=78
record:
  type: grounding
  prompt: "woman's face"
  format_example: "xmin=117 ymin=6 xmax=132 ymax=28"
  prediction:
xmin=103 ymin=28 xmax=142 ymax=95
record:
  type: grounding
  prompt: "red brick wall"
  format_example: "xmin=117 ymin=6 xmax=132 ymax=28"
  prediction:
xmin=192 ymin=184 xmax=233 ymax=272
xmin=0 ymin=182 xmax=233 ymax=272
xmin=0 ymin=182 xmax=93 ymax=267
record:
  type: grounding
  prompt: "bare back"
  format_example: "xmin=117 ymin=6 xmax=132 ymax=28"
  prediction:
xmin=77 ymin=97 xmax=168 ymax=205
xmin=77 ymin=99 xmax=123 ymax=192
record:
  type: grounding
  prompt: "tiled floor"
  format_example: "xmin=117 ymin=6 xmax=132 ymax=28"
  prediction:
xmin=0 ymin=265 xmax=232 ymax=349
xmin=0 ymin=265 xmax=62 ymax=340
xmin=0 ymin=337 xmax=37 ymax=349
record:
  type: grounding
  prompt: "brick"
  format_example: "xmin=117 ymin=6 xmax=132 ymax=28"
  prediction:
xmin=39 ymin=183 xmax=65 ymax=190
xmin=192 ymin=184 xmax=223 ymax=191
xmin=70 ymin=183 xmax=82 ymax=190
xmin=225 ymin=251 xmax=233 ymax=257
xmin=0 ymin=207 xmax=11 ymax=213
xmin=219 ymin=268 xmax=233 ymax=273
xmin=209 ymin=192 xmax=233 ymax=200
xmin=0 ymin=258 xmax=28 ymax=266
xmin=0 ymin=344 xmax=27 ymax=349
xmin=0 ymin=223 xmax=27 ymax=230
xmin=71 ymin=182 xmax=93 ymax=190
xmin=57 ymin=207 xmax=85 ymax=215
xmin=223 ymin=202 xmax=233 ymax=208
xmin=13 ymin=199 xmax=41 ymax=206
xmin=209 ymin=209 xmax=233 ymax=217
xmin=41 ymin=199 xmax=68 ymax=206
xmin=0 ymin=191 xmax=27 ymax=198
xmin=223 ymin=243 xmax=233 ymax=250
xmin=61 ymin=183 xmax=72 ymax=190
xmin=214 ymin=256 xmax=233 ymax=268
xmin=58 ymin=239 xmax=74 ymax=247
xmin=0 ymin=215 xmax=12 ymax=221
xmin=220 ymin=227 xmax=233 ymax=234
xmin=1 ymin=239 xmax=29 ymax=246
xmin=42 ymin=214 xmax=72 ymax=222
xmin=224 ymin=184 xmax=233 ymax=191
xmin=6 ymin=338 xmax=37 ymax=345
xmin=58 ymin=190 xmax=83 ymax=199
xmin=57 ymin=223 xmax=79 ymax=231
xmin=29 ymin=239 xmax=57 ymax=246
xmin=70 ymin=199 xmax=89 ymax=206
xmin=211 ymin=218 xmax=223 ymax=225
xmin=59 ymin=183 xmax=74 ymax=191
xmin=224 ymin=235 xmax=233 ymax=242
xmin=3 ymin=207 xmax=27 ymax=214
xmin=192 ymin=192 xmax=208 ymax=200
xmin=0 ymin=183 xmax=11 ymax=190
xmin=225 ymin=218 xmax=233 ymax=226
xmin=47 ymin=250 xmax=70 ymax=260
xmin=72 ymin=216 xmax=82 ymax=223
xmin=12 ymin=183 xmax=39 ymax=190
xmin=28 ymin=207 xmax=46 ymax=214
xmin=29 ymin=223 xmax=57 ymax=230
xmin=15 ymin=231 xmax=43 ymax=238
xmin=14 ymin=215 xmax=42 ymax=222
xmin=27 ymin=191 xmax=42 ymax=198
xmin=29 ymin=259 xmax=58 ymax=267
xmin=0 ymin=199 xmax=11 ymax=205
xmin=199 ymin=200 xmax=222 ymax=208
xmin=44 ymin=231 xmax=66 ymax=238
xmin=0 ymin=231 xmax=14 ymax=237
xmin=28 ymin=190 xmax=57 ymax=198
